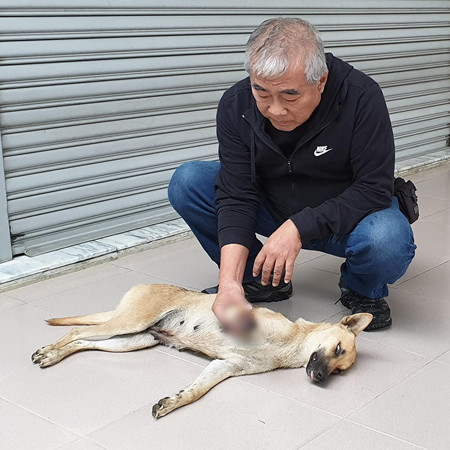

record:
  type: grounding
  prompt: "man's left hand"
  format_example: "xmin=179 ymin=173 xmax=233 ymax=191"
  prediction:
xmin=253 ymin=219 xmax=302 ymax=286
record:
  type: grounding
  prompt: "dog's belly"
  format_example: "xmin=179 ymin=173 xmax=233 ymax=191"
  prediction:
xmin=145 ymin=305 xmax=288 ymax=371
xmin=148 ymin=307 xmax=234 ymax=360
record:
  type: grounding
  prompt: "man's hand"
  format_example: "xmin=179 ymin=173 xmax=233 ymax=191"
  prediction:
xmin=212 ymin=283 xmax=254 ymax=335
xmin=253 ymin=219 xmax=302 ymax=287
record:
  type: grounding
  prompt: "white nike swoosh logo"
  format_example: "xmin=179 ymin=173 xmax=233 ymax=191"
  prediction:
xmin=314 ymin=146 xmax=333 ymax=157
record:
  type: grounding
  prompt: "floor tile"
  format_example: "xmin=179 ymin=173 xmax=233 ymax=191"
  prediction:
xmin=408 ymin=164 xmax=450 ymax=183
xmin=33 ymin=271 xmax=167 ymax=318
xmin=0 ymin=347 xmax=206 ymax=436
xmin=6 ymin=263 xmax=130 ymax=303
xmin=295 ymin=248 xmax=324 ymax=265
xmin=393 ymin=260 xmax=450 ymax=301
xmin=437 ymin=350 xmax=450 ymax=364
xmin=155 ymin=344 xmax=211 ymax=368
xmin=414 ymin=176 xmax=450 ymax=201
xmin=57 ymin=438 xmax=108 ymax=450
xmin=112 ymin=238 xmax=219 ymax=290
xmin=415 ymin=195 xmax=450 ymax=219
xmin=349 ymin=361 xmax=450 ymax=450
xmin=308 ymin=254 xmax=343 ymax=275
xmin=237 ymin=337 xmax=427 ymax=418
xmin=0 ymin=303 xmax=73 ymax=379
xmin=421 ymin=206 xmax=450 ymax=227
xmin=299 ymin=419 xmax=424 ymax=449
xmin=359 ymin=286 xmax=450 ymax=359
xmin=0 ymin=399 xmax=77 ymax=449
xmin=88 ymin=377 xmax=338 ymax=450
xmin=0 ymin=293 xmax=23 ymax=311
xmin=393 ymin=220 xmax=450 ymax=284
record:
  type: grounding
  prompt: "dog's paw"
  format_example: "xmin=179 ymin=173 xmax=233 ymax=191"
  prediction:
xmin=32 ymin=347 xmax=46 ymax=364
xmin=31 ymin=347 xmax=60 ymax=368
xmin=152 ymin=397 xmax=174 ymax=419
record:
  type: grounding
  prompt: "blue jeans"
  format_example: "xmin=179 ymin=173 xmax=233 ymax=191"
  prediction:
xmin=168 ymin=161 xmax=416 ymax=299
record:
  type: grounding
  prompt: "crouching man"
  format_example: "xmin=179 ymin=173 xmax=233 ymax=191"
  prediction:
xmin=169 ymin=17 xmax=416 ymax=331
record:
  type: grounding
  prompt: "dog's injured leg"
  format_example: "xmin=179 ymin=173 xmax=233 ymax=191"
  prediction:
xmin=152 ymin=359 xmax=243 ymax=418
xmin=32 ymin=331 xmax=159 ymax=367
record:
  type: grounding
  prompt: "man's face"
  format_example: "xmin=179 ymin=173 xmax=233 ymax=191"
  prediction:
xmin=250 ymin=63 xmax=328 ymax=131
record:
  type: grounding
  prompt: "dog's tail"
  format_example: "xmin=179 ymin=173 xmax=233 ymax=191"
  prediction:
xmin=47 ymin=311 xmax=114 ymax=326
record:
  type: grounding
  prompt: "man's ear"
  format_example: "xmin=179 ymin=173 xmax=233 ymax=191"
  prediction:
xmin=318 ymin=72 xmax=328 ymax=94
xmin=340 ymin=313 xmax=373 ymax=336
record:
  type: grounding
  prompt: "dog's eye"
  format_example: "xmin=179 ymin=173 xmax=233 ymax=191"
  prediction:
xmin=335 ymin=343 xmax=342 ymax=356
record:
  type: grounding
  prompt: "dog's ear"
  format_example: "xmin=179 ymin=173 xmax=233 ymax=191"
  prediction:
xmin=340 ymin=313 xmax=373 ymax=336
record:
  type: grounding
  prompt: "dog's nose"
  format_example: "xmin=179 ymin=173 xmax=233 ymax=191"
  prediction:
xmin=314 ymin=370 xmax=325 ymax=382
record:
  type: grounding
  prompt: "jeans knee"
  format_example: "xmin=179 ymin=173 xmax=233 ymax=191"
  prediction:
xmin=348 ymin=211 xmax=416 ymax=270
xmin=168 ymin=160 xmax=219 ymax=216
xmin=168 ymin=161 xmax=203 ymax=210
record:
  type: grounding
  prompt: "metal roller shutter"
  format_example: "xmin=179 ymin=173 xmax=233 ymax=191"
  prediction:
xmin=0 ymin=0 xmax=449 ymax=258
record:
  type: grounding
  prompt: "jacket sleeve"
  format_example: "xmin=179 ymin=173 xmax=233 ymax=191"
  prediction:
xmin=290 ymin=83 xmax=395 ymax=243
xmin=215 ymin=95 xmax=261 ymax=249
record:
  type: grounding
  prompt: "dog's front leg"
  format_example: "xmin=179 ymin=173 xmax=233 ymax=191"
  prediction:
xmin=152 ymin=359 xmax=239 ymax=419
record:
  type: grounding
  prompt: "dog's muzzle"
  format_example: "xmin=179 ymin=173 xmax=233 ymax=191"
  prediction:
xmin=306 ymin=350 xmax=329 ymax=383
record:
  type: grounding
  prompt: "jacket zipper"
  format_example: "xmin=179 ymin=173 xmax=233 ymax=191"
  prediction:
xmin=288 ymin=159 xmax=296 ymax=215
xmin=242 ymin=113 xmax=337 ymax=169
xmin=242 ymin=112 xmax=337 ymax=214
xmin=287 ymin=159 xmax=293 ymax=173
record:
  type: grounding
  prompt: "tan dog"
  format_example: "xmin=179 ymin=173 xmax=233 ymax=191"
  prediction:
xmin=32 ymin=284 xmax=372 ymax=418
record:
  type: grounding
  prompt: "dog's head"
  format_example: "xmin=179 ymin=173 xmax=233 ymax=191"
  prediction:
xmin=305 ymin=313 xmax=372 ymax=383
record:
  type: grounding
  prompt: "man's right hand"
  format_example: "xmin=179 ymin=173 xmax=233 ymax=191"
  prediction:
xmin=212 ymin=283 xmax=254 ymax=335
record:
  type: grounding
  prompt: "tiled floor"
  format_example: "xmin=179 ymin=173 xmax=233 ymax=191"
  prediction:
xmin=1 ymin=163 xmax=449 ymax=450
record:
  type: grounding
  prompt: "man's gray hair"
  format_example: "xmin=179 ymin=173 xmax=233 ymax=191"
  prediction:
xmin=244 ymin=17 xmax=328 ymax=85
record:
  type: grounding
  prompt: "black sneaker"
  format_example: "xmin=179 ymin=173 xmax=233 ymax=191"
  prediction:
xmin=201 ymin=280 xmax=293 ymax=303
xmin=201 ymin=285 xmax=220 ymax=295
xmin=243 ymin=280 xmax=293 ymax=303
xmin=337 ymin=280 xmax=392 ymax=331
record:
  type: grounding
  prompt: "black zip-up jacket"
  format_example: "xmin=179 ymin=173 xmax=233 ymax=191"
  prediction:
xmin=215 ymin=53 xmax=395 ymax=249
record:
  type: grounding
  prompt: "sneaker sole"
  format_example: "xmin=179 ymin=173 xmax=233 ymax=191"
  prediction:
xmin=245 ymin=284 xmax=293 ymax=303
xmin=364 ymin=317 xmax=392 ymax=331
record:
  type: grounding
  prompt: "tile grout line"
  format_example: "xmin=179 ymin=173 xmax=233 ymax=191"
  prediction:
xmin=357 ymin=335 xmax=436 ymax=361
xmin=0 ymin=396 xmax=84 ymax=442
xmin=231 ymin=355 xmax=433 ymax=439
xmin=433 ymin=349 xmax=450 ymax=364
xmin=57 ymin=441 xmax=109 ymax=450
xmin=5 ymin=266 xmax=134 ymax=303
xmin=83 ymin=401 xmax=160 ymax=446
xmin=294 ymin=417 xmax=347 ymax=450
xmin=341 ymin=418 xmax=429 ymax=449
xmin=392 ymin=259 xmax=450 ymax=289
xmin=105 ymin=267 xmax=209 ymax=292
xmin=231 ymin=374 xmax=344 ymax=420
xmin=340 ymin=357 xmax=437 ymax=422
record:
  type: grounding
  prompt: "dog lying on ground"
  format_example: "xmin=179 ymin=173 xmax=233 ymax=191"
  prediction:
xmin=32 ymin=284 xmax=372 ymax=418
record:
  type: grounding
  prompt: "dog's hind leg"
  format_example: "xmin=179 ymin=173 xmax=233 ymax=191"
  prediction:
xmin=32 ymin=330 xmax=159 ymax=367
xmin=39 ymin=285 xmax=186 ymax=353
xmin=152 ymin=359 xmax=241 ymax=419
xmin=32 ymin=314 xmax=163 ymax=367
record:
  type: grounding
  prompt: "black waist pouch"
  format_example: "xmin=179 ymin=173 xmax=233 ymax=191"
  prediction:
xmin=394 ymin=177 xmax=419 ymax=224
